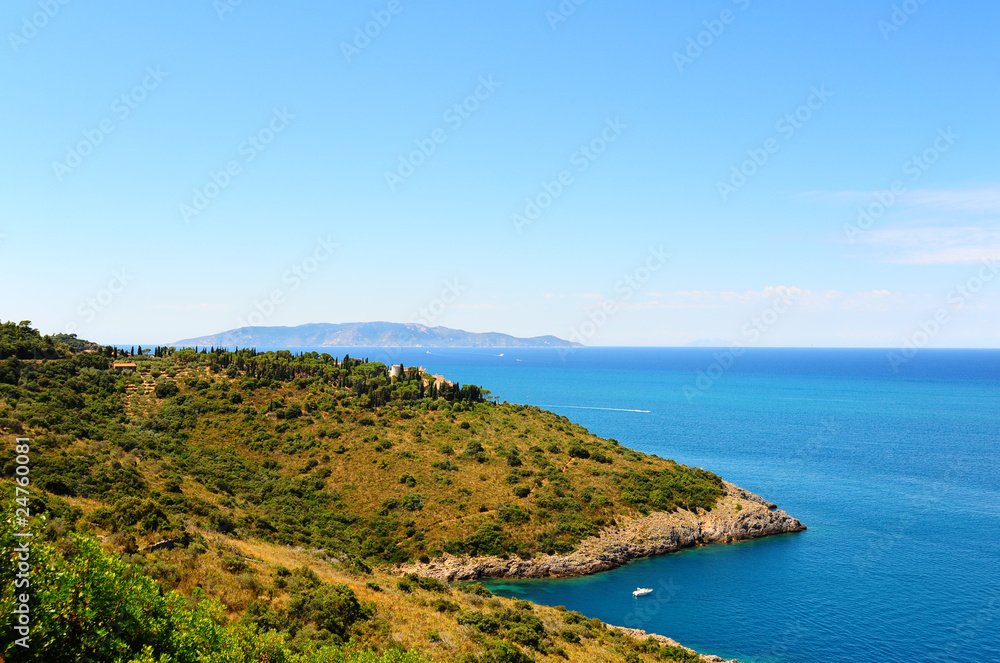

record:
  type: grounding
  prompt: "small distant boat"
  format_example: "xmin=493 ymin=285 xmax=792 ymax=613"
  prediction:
xmin=632 ymin=587 xmax=653 ymax=597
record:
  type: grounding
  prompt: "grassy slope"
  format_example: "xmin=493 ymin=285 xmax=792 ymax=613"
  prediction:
xmin=165 ymin=366 xmax=721 ymax=560
xmin=0 ymin=324 xmax=727 ymax=662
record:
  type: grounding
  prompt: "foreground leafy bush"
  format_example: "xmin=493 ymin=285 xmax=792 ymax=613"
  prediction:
xmin=0 ymin=515 xmax=419 ymax=663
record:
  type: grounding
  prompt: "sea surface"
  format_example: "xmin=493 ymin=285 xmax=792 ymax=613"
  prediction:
xmin=269 ymin=347 xmax=1000 ymax=663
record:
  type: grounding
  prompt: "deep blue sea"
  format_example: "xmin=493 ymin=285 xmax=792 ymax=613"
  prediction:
xmin=274 ymin=347 xmax=1000 ymax=663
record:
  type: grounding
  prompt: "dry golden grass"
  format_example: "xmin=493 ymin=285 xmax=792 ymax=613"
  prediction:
xmin=151 ymin=368 xmax=677 ymax=555
xmin=42 ymin=359 xmax=722 ymax=663
xmin=169 ymin=530 xmax=656 ymax=663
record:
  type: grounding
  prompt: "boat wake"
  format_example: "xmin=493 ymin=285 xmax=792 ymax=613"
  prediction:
xmin=536 ymin=404 xmax=651 ymax=413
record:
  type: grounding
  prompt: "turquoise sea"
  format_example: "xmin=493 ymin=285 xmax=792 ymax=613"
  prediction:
xmin=280 ymin=347 xmax=1000 ymax=663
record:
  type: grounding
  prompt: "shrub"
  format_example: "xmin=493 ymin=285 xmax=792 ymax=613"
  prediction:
xmin=512 ymin=486 xmax=531 ymax=498
xmin=560 ymin=629 xmax=580 ymax=643
xmin=432 ymin=598 xmax=460 ymax=613
xmin=457 ymin=610 xmax=502 ymax=634
xmin=449 ymin=522 xmax=516 ymax=557
xmin=591 ymin=451 xmax=613 ymax=464
xmin=403 ymin=573 xmax=449 ymax=592
xmin=208 ymin=511 xmax=235 ymax=534
xmin=154 ymin=381 xmax=179 ymax=398
xmin=506 ymin=623 xmax=541 ymax=648
xmin=480 ymin=640 xmax=535 ymax=663
xmin=222 ymin=554 xmax=247 ymax=573
xmin=90 ymin=497 xmax=170 ymax=534
xmin=456 ymin=582 xmax=493 ymax=597
xmin=497 ymin=505 xmax=530 ymax=525
xmin=241 ymin=598 xmax=289 ymax=633
xmin=286 ymin=581 xmax=371 ymax=643
xmin=616 ymin=465 xmax=724 ymax=513
xmin=400 ymin=492 xmax=424 ymax=511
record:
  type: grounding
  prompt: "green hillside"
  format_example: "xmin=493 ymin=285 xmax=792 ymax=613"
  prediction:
xmin=0 ymin=321 xmax=724 ymax=662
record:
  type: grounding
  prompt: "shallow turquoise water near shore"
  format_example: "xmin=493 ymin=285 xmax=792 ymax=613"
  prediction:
xmin=265 ymin=347 xmax=1000 ymax=662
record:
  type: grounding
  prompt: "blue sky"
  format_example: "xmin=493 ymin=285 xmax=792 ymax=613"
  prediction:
xmin=2 ymin=0 xmax=998 ymax=347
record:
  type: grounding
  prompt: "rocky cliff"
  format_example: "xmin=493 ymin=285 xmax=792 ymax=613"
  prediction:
xmin=400 ymin=482 xmax=805 ymax=581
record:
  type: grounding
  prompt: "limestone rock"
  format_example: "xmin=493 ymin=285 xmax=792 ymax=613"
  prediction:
xmin=607 ymin=625 xmax=739 ymax=663
xmin=399 ymin=482 xmax=805 ymax=581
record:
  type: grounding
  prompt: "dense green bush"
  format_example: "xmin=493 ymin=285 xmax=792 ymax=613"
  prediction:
xmin=401 ymin=573 xmax=449 ymax=593
xmin=497 ymin=505 xmax=530 ymax=525
xmin=400 ymin=493 xmax=424 ymax=511
xmin=477 ymin=640 xmax=534 ymax=663
xmin=287 ymin=582 xmax=372 ymax=643
xmin=445 ymin=523 xmax=517 ymax=557
xmin=457 ymin=606 xmax=546 ymax=655
xmin=2 ymin=514 xmax=317 ymax=662
xmin=155 ymin=381 xmax=180 ymax=398
xmin=617 ymin=465 xmax=725 ymax=513
xmin=455 ymin=582 xmax=493 ymax=597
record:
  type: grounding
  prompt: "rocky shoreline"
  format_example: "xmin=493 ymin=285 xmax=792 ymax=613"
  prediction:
xmin=606 ymin=625 xmax=739 ymax=663
xmin=400 ymin=482 xmax=805 ymax=581
xmin=398 ymin=482 xmax=803 ymax=663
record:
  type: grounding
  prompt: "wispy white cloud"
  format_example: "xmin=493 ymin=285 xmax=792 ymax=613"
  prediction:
xmin=905 ymin=187 xmax=1000 ymax=213
xmin=803 ymin=185 xmax=1000 ymax=213
xmin=897 ymin=247 xmax=1000 ymax=265
xmin=854 ymin=223 xmax=1000 ymax=264
xmin=806 ymin=184 xmax=1000 ymax=264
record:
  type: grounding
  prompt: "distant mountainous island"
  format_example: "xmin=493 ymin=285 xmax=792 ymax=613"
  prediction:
xmin=173 ymin=322 xmax=583 ymax=348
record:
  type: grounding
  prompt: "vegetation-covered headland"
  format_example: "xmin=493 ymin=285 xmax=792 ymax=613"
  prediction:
xmin=0 ymin=321 xmax=799 ymax=662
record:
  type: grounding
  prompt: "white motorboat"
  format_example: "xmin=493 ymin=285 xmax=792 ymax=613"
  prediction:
xmin=632 ymin=587 xmax=653 ymax=597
